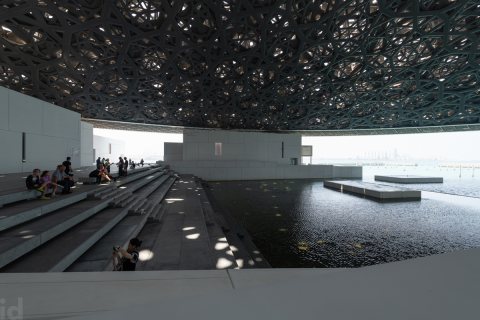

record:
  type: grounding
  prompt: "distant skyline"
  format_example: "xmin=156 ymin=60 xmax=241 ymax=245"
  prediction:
xmin=302 ymin=131 xmax=480 ymax=162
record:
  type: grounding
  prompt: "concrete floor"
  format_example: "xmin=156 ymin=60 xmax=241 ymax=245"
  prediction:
xmin=0 ymin=247 xmax=478 ymax=319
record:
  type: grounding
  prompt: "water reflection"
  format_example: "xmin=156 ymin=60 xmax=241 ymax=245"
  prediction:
xmin=208 ymin=180 xmax=480 ymax=268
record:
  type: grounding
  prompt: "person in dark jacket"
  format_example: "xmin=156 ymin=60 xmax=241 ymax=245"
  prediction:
xmin=25 ymin=168 xmax=48 ymax=198
xmin=123 ymin=157 xmax=128 ymax=176
xmin=117 ymin=157 xmax=124 ymax=177
xmin=62 ymin=157 xmax=73 ymax=177
xmin=113 ymin=238 xmax=142 ymax=271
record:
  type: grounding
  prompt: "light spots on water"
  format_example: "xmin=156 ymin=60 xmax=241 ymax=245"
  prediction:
xmin=298 ymin=241 xmax=309 ymax=251
xmin=353 ymin=243 xmax=363 ymax=249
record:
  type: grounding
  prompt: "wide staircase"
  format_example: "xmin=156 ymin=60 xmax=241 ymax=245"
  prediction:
xmin=0 ymin=166 xmax=268 ymax=272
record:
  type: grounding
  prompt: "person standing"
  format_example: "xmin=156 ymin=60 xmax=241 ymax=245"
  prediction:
xmin=105 ymin=158 xmax=111 ymax=174
xmin=117 ymin=157 xmax=124 ymax=177
xmin=96 ymin=157 xmax=101 ymax=168
xmin=140 ymin=158 xmax=144 ymax=167
xmin=123 ymin=157 xmax=128 ymax=176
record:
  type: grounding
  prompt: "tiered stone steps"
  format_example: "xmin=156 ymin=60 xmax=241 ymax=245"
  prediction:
xmin=67 ymin=175 xmax=177 ymax=272
xmin=0 ymin=165 xmax=171 ymax=272
xmin=0 ymin=169 xmax=251 ymax=272
xmin=0 ymin=166 xmax=94 ymax=207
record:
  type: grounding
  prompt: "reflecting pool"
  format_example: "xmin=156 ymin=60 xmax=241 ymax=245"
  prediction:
xmin=207 ymin=180 xmax=480 ymax=267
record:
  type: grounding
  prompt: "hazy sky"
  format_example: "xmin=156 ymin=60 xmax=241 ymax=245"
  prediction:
xmin=94 ymin=128 xmax=182 ymax=161
xmin=303 ymin=131 xmax=480 ymax=161
xmin=94 ymin=128 xmax=480 ymax=162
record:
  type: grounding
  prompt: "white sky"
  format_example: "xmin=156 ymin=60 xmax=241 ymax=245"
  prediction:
xmin=93 ymin=128 xmax=182 ymax=161
xmin=302 ymin=131 xmax=480 ymax=161
xmin=93 ymin=128 xmax=480 ymax=162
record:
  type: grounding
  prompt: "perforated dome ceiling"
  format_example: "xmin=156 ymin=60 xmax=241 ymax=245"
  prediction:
xmin=0 ymin=0 xmax=479 ymax=130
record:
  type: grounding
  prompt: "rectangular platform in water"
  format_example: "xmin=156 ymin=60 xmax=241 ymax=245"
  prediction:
xmin=324 ymin=180 xmax=421 ymax=200
xmin=374 ymin=175 xmax=443 ymax=184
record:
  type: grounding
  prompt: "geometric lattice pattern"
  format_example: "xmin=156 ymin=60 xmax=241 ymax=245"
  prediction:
xmin=1 ymin=1 xmax=479 ymax=130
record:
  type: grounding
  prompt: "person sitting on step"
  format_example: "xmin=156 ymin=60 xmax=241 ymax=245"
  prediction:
xmin=51 ymin=165 xmax=74 ymax=194
xmin=62 ymin=156 xmax=74 ymax=177
xmin=89 ymin=164 xmax=114 ymax=183
xmin=26 ymin=168 xmax=48 ymax=199
xmin=40 ymin=170 xmax=58 ymax=199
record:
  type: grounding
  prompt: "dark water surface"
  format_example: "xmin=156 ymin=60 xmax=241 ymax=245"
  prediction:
xmin=207 ymin=180 xmax=480 ymax=268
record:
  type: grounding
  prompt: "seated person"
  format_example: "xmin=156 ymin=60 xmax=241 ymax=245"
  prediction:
xmin=112 ymin=238 xmax=142 ymax=271
xmin=62 ymin=156 xmax=74 ymax=177
xmin=26 ymin=168 xmax=48 ymax=199
xmin=89 ymin=164 xmax=113 ymax=183
xmin=40 ymin=170 xmax=58 ymax=199
xmin=51 ymin=165 xmax=74 ymax=194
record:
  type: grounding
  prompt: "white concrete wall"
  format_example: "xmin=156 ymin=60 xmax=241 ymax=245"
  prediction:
xmin=164 ymin=143 xmax=183 ymax=162
xmin=168 ymin=160 xmax=362 ymax=181
xmin=166 ymin=129 xmax=361 ymax=181
xmin=182 ymin=129 xmax=301 ymax=164
xmin=0 ymin=86 xmax=82 ymax=173
xmin=80 ymin=122 xmax=94 ymax=166
xmin=93 ymin=135 xmax=126 ymax=163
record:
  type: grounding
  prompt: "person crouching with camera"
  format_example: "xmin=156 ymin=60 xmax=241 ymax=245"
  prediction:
xmin=112 ymin=238 xmax=142 ymax=271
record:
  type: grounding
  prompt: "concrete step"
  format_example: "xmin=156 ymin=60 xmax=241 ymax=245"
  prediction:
xmin=0 ymin=170 xmax=166 ymax=269
xmin=201 ymin=180 xmax=270 ymax=268
xmin=114 ymin=167 xmax=163 ymax=187
xmin=92 ymin=166 xmax=164 ymax=198
xmin=0 ymin=192 xmax=87 ymax=232
xmin=195 ymin=179 xmax=238 ymax=269
xmin=136 ymin=175 xmax=216 ymax=270
xmin=0 ymin=167 xmax=167 ymax=272
xmin=0 ymin=198 xmax=111 ymax=269
xmin=129 ymin=198 xmax=148 ymax=213
xmin=0 ymin=190 xmax=41 ymax=208
xmin=0 ymin=182 xmax=107 ymax=231
xmin=148 ymin=177 xmax=176 ymax=221
xmin=2 ymin=205 xmax=134 ymax=272
xmin=70 ymin=174 xmax=179 ymax=272
xmin=68 ymin=174 xmax=177 ymax=272
xmin=108 ymin=171 xmax=165 ymax=206
xmin=150 ymin=203 xmax=168 ymax=221
xmin=132 ymin=174 xmax=169 ymax=199
xmin=148 ymin=177 xmax=177 ymax=205
xmin=139 ymin=201 xmax=156 ymax=216
xmin=115 ymin=194 xmax=136 ymax=208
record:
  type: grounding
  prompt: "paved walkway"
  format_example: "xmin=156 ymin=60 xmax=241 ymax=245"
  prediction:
xmin=137 ymin=175 xmax=216 ymax=270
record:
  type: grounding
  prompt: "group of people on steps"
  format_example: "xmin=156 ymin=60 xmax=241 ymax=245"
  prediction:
xmin=25 ymin=157 xmax=75 ymax=199
xmin=25 ymin=157 xmax=142 ymax=271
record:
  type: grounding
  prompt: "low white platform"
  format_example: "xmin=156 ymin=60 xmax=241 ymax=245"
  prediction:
xmin=0 ymin=248 xmax=478 ymax=320
xmin=168 ymin=160 xmax=362 ymax=181
xmin=324 ymin=180 xmax=421 ymax=200
xmin=375 ymin=175 xmax=443 ymax=184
